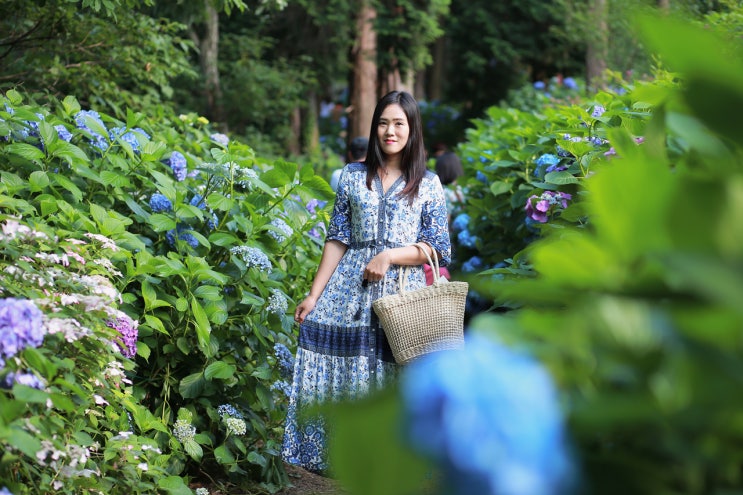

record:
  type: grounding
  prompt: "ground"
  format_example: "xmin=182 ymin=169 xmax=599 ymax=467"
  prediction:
xmin=276 ymin=464 xmax=346 ymax=495
xmin=191 ymin=463 xmax=346 ymax=495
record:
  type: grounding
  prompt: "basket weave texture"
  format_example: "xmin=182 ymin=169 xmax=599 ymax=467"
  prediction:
xmin=372 ymin=243 xmax=468 ymax=364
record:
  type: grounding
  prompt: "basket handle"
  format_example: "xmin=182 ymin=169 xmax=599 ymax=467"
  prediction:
xmin=397 ymin=242 xmax=441 ymax=294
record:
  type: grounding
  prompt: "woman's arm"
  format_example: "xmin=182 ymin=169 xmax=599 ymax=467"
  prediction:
xmin=363 ymin=243 xmax=435 ymax=282
xmin=294 ymin=240 xmax=348 ymax=323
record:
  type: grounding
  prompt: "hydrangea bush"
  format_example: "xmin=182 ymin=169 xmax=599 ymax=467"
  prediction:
xmin=0 ymin=89 xmax=333 ymax=491
xmin=0 ymin=217 xmax=187 ymax=494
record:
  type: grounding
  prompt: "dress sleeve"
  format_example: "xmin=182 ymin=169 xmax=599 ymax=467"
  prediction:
xmin=418 ymin=174 xmax=452 ymax=266
xmin=326 ymin=165 xmax=351 ymax=246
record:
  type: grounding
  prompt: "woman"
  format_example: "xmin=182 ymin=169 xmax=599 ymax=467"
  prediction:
xmin=281 ymin=91 xmax=451 ymax=473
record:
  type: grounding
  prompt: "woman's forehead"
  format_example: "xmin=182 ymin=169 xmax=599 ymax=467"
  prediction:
xmin=380 ymin=104 xmax=407 ymax=121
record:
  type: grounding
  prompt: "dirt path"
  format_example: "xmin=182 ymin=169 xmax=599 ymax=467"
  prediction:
xmin=276 ymin=464 xmax=347 ymax=495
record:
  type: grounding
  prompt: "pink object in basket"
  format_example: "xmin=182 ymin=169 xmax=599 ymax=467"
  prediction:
xmin=423 ymin=263 xmax=451 ymax=286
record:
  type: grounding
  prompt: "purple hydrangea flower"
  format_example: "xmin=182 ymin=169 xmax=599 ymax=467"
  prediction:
xmin=167 ymin=151 xmax=187 ymax=181
xmin=525 ymin=191 xmax=573 ymax=223
xmin=106 ymin=313 xmax=138 ymax=359
xmin=591 ymin=105 xmax=606 ymax=118
xmin=2 ymin=371 xmax=46 ymax=389
xmin=149 ymin=193 xmax=173 ymax=213
xmin=401 ymin=334 xmax=574 ymax=495
xmin=0 ymin=298 xmax=45 ymax=368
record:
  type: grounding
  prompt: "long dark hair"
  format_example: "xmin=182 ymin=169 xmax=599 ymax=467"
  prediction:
xmin=364 ymin=91 xmax=427 ymax=204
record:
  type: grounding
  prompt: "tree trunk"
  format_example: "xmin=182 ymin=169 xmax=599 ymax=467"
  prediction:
xmin=350 ymin=1 xmax=377 ymax=142
xmin=657 ymin=0 xmax=670 ymax=12
xmin=585 ymin=0 xmax=608 ymax=92
xmin=427 ymin=36 xmax=446 ymax=101
xmin=201 ymin=0 xmax=224 ymax=126
xmin=303 ymin=90 xmax=320 ymax=155
xmin=288 ymin=107 xmax=301 ymax=156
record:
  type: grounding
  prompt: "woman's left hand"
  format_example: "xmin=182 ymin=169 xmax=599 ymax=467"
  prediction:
xmin=363 ymin=251 xmax=392 ymax=282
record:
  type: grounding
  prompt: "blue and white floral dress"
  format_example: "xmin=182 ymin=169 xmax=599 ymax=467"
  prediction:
xmin=281 ymin=162 xmax=451 ymax=472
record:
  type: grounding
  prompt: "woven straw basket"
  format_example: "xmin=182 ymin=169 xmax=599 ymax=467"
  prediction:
xmin=373 ymin=243 xmax=468 ymax=364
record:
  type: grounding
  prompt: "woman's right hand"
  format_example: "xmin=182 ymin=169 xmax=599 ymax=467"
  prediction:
xmin=294 ymin=295 xmax=318 ymax=324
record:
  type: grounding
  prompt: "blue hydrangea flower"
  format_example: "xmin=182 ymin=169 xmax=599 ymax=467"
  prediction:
xmin=55 ymin=125 xmax=73 ymax=142
xmin=0 ymin=298 xmax=45 ymax=369
xmin=110 ymin=127 xmax=150 ymax=153
xmin=267 ymin=218 xmax=292 ymax=243
xmin=461 ymin=256 xmax=484 ymax=273
xmin=533 ymin=81 xmax=546 ymax=90
xmin=0 ymin=486 xmax=13 ymax=495
xmin=274 ymin=343 xmax=295 ymax=379
xmin=189 ymin=194 xmax=218 ymax=230
xmin=270 ymin=379 xmax=292 ymax=398
xmin=217 ymin=404 xmax=244 ymax=419
xmin=401 ymin=334 xmax=574 ymax=495
xmin=166 ymin=225 xmax=199 ymax=249
xmin=230 ymin=246 xmax=272 ymax=273
xmin=74 ymin=110 xmax=109 ymax=151
xmin=267 ymin=289 xmax=288 ymax=315
xmin=475 ymin=171 xmax=488 ymax=184
xmin=451 ymin=213 xmax=470 ymax=234
xmin=149 ymin=193 xmax=173 ymax=213
xmin=591 ymin=105 xmax=606 ymax=118
xmin=167 ymin=151 xmax=187 ymax=181
xmin=210 ymin=133 xmax=230 ymax=146
xmin=457 ymin=229 xmax=478 ymax=249
xmin=535 ymin=154 xmax=559 ymax=167
xmin=563 ymin=77 xmax=578 ymax=90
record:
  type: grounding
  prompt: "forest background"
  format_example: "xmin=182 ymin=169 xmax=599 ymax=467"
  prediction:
xmin=1 ymin=0 xmax=721 ymax=168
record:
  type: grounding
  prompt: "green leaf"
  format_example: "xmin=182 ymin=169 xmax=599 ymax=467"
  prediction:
xmin=204 ymin=361 xmax=235 ymax=380
xmin=329 ymin=388 xmax=431 ymax=495
xmin=6 ymin=143 xmax=45 ymax=161
xmin=183 ymin=438 xmax=203 ymax=460
xmin=214 ymin=444 xmax=236 ymax=464
xmin=206 ymin=192 xmax=235 ymax=211
xmin=6 ymin=89 xmax=23 ymax=105
xmin=208 ymin=232 xmax=239 ymax=247
xmin=191 ymin=297 xmax=212 ymax=352
xmin=28 ymin=170 xmax=49 ymax=191
xmin=544 ymin=171 xmax=579 ymax=185
xmin=100 ymin=170 xmax=132 ymax=188
xmin=247 ymin=451 xmax=268 ymax=468
xmin=489 ymin=181 xmax=511 ymax=197
xmin=2 ymin=427 xmax=41 ymax=458
xmin=12 ymin=384 xmax=49 ymax=403
xmin=148 ymin=213 xmax=177 ymax=232
xmin=51 ymin=141 xmax=88 ymax=166
xmin=51 ymin=173 xmax=83 ymax=202
xmin=179 ymin=372 xmax=205 ymax=399
xmin=158 ymin=476 xmax=194 ymax=495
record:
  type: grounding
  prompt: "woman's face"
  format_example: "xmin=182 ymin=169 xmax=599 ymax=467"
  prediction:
xmin=377 ymin=104 xmax=410 ymax=160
